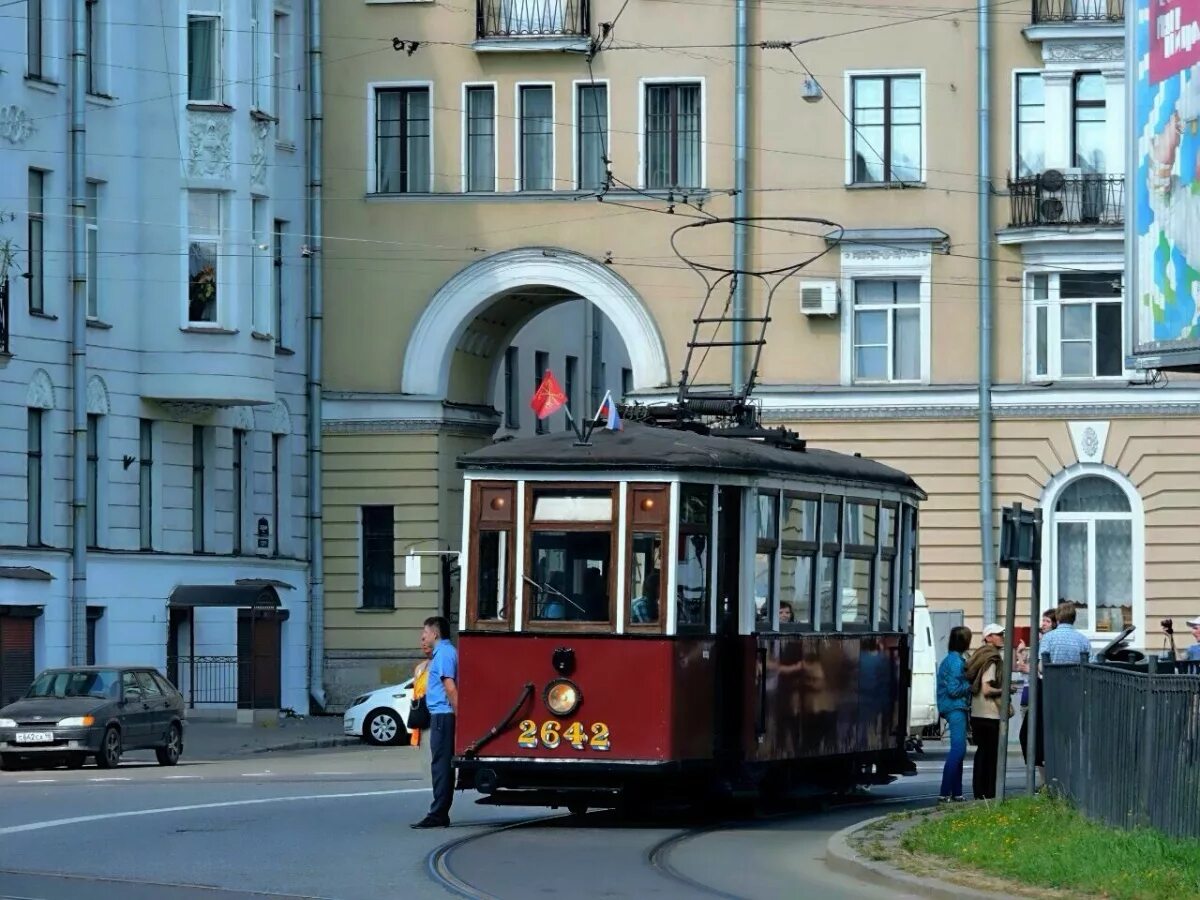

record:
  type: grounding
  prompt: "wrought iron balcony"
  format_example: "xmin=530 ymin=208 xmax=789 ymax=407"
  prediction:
xmin=1031 ymin=0 xmax=1123 ymax=23
xmin=1008 ymin=171 xmax=1124 ymax=229
xmin=476 ymin=0 xmax=590 ymax=41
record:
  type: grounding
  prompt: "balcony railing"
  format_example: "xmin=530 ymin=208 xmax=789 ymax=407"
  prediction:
xmin=1032 ymin=0 xmax=1123 ymax=23
xmin=0 ymin=277 xmax=9 ymax=355
xmin=1008 ymin=171 xmax=1124 ymax=228
xmin=476 ymin=0 xmax=590 ymax=39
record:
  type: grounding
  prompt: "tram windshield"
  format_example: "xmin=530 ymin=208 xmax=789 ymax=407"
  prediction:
xmin=527 ymin=487 xmax=614 ymax=623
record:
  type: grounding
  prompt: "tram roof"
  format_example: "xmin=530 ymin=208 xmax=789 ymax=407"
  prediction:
xmin=459 ymin=422 xmax=924 ymax=497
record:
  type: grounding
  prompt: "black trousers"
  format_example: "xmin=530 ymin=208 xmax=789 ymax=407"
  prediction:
xmin=429 ymin=713 xmax=456 ymax=820
xmin=971 ymin=716 xmax=1000 ymax=800
xmin=1019 ymin=681 xmax=1045 ymax=767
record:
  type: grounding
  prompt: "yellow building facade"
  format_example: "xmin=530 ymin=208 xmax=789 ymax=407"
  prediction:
xmin=319 ymin=0 xmax=1198 ymax=705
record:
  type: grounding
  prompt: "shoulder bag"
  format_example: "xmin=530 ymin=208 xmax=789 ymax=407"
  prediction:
xmin=407 ymin=693 xmax=431 ymax=730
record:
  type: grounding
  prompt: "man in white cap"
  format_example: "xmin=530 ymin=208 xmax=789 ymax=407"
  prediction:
xmin=1186 ymin=617 xmax=1200 ymax=661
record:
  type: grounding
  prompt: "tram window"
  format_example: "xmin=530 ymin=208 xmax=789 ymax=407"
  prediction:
xmin=529 ymin=531 xmax=611 ymax=622
xmin=754 ymin=492 xmax=779 ymax=628
xmin=880 ymin=503 xmax=898 ymax=551
xmin=779 ymin=552 xmax=814 ymax=629
xmin=476 ymin=531 xmax=508 ymax=621
xmin=817 ymin=555 xmax=837 ymax=629
xmin=821 ymin=497 xmax=841 ymax=544
xmin=878 ymin=556 xmax=895 ymax=631
xmin=782 ymin=495 xmax=818 ymax=543
xmin=845 ymin=501 xmax=877 ymax=548
xmin=630 ymin=533 xmax=663 ymax=624
xmin=817 ymin=497 xmax=842 ymax=630
xmin=533 ymin=492 xmax=612 ymax=522
xmin=676 ymin=485 xmax=712 ymax=631
xmin=840 ymin=556 xmax=873 ymax=630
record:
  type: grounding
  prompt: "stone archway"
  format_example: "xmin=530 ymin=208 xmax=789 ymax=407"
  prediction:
xmin=401 ymin=247 xmax=671 ymax=400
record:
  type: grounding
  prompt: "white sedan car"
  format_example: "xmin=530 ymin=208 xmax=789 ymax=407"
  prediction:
xmin=343 ymin=678 xmax=414 ymax=746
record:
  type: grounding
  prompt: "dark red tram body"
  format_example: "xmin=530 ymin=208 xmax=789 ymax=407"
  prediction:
xmin=453 ymin=422 xmax=923 ymax=809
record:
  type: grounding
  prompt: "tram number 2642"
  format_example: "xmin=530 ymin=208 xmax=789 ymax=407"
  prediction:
xmin=517 ymin=720 xmax=610 ymax=751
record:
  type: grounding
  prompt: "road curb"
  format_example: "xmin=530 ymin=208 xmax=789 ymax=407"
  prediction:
xmin=248 ymin=736 xmax=362 ymax=754
xmin=825 ymin=815 xmax=1012 ymax=900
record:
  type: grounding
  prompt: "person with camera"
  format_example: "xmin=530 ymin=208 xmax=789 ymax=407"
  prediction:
xmin=1186 ymin=616 xmax=1200 ymax=661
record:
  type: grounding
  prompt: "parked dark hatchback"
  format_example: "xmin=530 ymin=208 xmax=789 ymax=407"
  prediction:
xmin=0 ymin=666 xmax=185 ymax=770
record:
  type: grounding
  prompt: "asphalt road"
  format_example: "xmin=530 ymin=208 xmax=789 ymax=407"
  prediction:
xmin=0 ymin=741 xmax=1029 ymax=900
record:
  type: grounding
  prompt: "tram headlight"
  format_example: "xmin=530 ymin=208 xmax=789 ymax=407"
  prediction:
xmin=544 ymin=679 xmax=582 ymax=717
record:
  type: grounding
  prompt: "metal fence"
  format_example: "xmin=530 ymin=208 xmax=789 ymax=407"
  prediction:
xmin=1043 ymin=658 xmax=1200 ymax=839
xmin=167 ymin=655 xmax=254 ymax=707
xmin=1032 ymin=0 xmax=1124 ymax=22
xmin=476 ymin=0 xmax=589 ymax=38
xmin=1008 ymin=173 xmax=1124 ymax=228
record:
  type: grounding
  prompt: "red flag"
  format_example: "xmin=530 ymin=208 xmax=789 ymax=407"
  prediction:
xmin=530 ymin=370 xmax=566 ymax=419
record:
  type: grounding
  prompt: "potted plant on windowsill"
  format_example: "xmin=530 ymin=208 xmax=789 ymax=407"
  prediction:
xmin=189 ymin=263 xmax=216 ymax=323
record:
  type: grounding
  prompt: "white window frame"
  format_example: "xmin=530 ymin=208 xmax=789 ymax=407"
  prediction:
xmin=250 ymin=0 xmax=267 ymax=111
xmin=1041 ymin=465 xmax=1144 ymax=646
xmin=838 ymin=247 xmax=932 ymax=385
xmin=366 ymin=80 xmax=435 ymax=195
xmin=1011 ymin=68 xmax=1045 ymax=178
xmin=637 ymin=76 xmax=707 ymax=191
xmin=515 ymin=81 xmax=556 ymax=192
xmin=86 ymin=0 xmax=108 ymax=96
xmin=461 ymin=81 xmax=499 ymax=193
xmin=85 ymin=180 xmax=100 ymax=320
xmin=273 ymin=10 xmax=288 ymax=136
xmin=1023 ymin=266 xmax=1127 ymax=382
xmin=573 ymin=78 xmax=610 ymax=191
xmin=842 ymin=68 xmax=927 ymax=186
xmin=185 ymin=190 xmax=224 ymax=328
xmin=186 ymin=12 xmax=224 ymax=105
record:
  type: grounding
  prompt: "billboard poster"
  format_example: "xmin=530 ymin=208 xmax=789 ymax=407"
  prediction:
xmin=1130 ymin=0 xmax=1200 ymax=368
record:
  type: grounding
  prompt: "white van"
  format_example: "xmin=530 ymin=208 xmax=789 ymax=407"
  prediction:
xmin=909 ymin=589 xmax=939 ymax=741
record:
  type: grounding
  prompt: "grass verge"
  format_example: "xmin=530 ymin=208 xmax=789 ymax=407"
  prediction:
xmin=900 ymin=795 xmax=1200 ymax=900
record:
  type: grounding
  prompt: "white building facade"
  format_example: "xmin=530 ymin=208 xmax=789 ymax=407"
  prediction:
xmin=0 ymin=0 xmax=316 ymax=714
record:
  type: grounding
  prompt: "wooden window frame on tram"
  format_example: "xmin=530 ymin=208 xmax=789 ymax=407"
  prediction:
xmin=521 ymin=480 xmax=619 ymax=634
xmin=624 ymin=482 xmax=670 ymax=636
xmin=776 ymin=490 xmax=820 ymax=634
xmin=467 ymin=480 xmax=517 ymax=632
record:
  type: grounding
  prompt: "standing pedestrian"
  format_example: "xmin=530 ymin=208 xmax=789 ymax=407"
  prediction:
xmin=966 ymin=623 xmax=1008 ymax=801
xmin=411 ymin=616 xmax=458 ymax=829
xmin=1040 ymin=601 xmax=1092 ymax=665
xmin=1185 ymin=616 xmax=1200 ymax=661
xmin=936 ymin=625 xmax=973 ymax=803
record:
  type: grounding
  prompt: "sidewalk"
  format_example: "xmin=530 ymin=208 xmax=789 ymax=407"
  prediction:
xmin=182 ymin=713 xmax=361 ymax=759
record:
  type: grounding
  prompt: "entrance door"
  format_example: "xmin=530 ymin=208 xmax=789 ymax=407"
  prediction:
xmin=0 ymin=616 xmax=36 ymax=706
xmin=713 ymin=486 xmax=743 ymax=765
xmin=237 ymin=611 xmax=281 ymax=709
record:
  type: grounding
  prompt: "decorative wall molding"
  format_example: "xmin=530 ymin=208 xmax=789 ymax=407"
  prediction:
xmin=250 ymin=118 xmax=271 ymax=186
xmin=841 ymin=245 xmax=927 ymax=263
xmin=324 ymin=417 xmax=498 ymax=435
xmin=1068 ymin=421 xmax=1110 ymax=464
xmin=157 ymin=400 xmax=219 ymax=421
xmin=26 ymin=369 xmax=56 ymax=410
xmin=0 ymin=105 xmax=36 ymax=145
xmin=1043 ymin=40 xmax=1123 ymax=64
xmin=266 ymin=399 xmax=292 ymax=435
xmin=85 ymin=375 xmax=111 ymax=416
xmin=186 ymin=112 xmax=233 ymax=179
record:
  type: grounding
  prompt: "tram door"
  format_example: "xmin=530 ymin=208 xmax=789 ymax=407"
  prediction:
xmin=713 ymin=485 xmax=743 ymax=766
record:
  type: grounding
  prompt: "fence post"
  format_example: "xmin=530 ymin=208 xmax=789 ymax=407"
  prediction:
xmin=1137 ymin=655 xmax=1157 ymax=828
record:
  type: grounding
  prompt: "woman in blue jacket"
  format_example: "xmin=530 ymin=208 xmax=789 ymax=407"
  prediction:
xmin=936 ymin=625 xmax=973 ymax=802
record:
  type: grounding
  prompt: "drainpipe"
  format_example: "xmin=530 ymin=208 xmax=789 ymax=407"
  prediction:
xmin=731 ymin=0 xmax=748 ymax=394
xmin=307 ymin=0 xmax=327 ymax=712
xmin=69 ymin=0 xmax=88 ymax=665
xmin=978 ymin=0 xmax=997 ymax=624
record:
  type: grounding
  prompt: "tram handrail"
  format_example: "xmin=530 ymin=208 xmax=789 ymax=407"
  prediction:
xmin=462 ymin=681 xmax=535 ymax=759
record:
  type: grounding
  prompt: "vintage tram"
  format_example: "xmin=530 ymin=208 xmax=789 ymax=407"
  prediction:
xmin=452 ymin=412 xmax=924 ymax=811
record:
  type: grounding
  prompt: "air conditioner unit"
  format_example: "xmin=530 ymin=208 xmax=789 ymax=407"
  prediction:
xmin=1037 ymin=167 xmax=1082 ymax=223
xmin=799 ymin=279 xmax=839 ymax=316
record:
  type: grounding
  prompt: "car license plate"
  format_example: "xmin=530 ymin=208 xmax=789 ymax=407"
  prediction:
xmin=15 ymin=731 xmax=54 ymax=744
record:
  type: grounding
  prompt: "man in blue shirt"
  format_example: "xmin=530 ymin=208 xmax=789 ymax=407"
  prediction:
xmin=412 ymin=616 xmax=459 ymax=829
xmin=1040 ymin=601 xmax=1093 ymax=665
xmin=1186 ymin=617 xmax=1200 ymax=661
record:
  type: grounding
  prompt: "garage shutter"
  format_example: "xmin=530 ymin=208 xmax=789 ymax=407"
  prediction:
xmin=0 ymin=618 xmax=35 ymax=706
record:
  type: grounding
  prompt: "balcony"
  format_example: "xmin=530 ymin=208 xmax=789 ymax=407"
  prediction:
xmin=474 ymin=0 xmax=590 ymax=51
xmin=1007 ymin=171 xmax=1124 ymax=230
xmin=1031 ymin=0 xmax=1123 ymax=23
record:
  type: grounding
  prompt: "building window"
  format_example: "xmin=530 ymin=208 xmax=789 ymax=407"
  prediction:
xmin=187 ymin=15 xmax=221 ymax=103
xmin=86 ymin=182 xmax=99 ymax=319
xmin=644 ymin=82 xmax=701 ymax=189
xmin=577 ymin=83 xmax=608 ymax=190
xmin=850 ymin=74 xmax=922 ymax=184
xmin=139 ymin=419 xmax=153 ymax=550
xmin=465 ymin=86 xmax=496 ymax=192
xmin=187 ymin=192 xmax=220 ymax=324
xmin=504 ymin=346 xmax=519 ymax=428
xmin=27 ymin=409 xmax=43 ymax=547
xmin=27 ymin=0 xmax=43 ymax=79
xmin=86 ymin=0 xmax=104 ymax=95
xmin=564 ymin=355 xmax=578 ymax=431
xmin=1015 ymin=73 xmax=1045 ymax=178
xmin=519 ymin=85 xmax=554 ymax=191
xmin=534 ymin=351 xmax=549 ymax=434
xmin=1052 ymin=475 xmax=1135 ymax=634
xmin=273 ymin=13 xmax=287 ymax=130
xmin=375 ymin=86 xmax=431 ymax=194
xmin=621 ymin=367 xmax=633 ymax=400
xmin=27 ymin=170 xmax=45 ymax=314
xmin=232 ymin=429 xmax=245 ymax=555
xmin=86 ymin=414 xmax=99 ymax=548
xmin=251 ymin=0 xmax=266 ymax=110
xmin=1028 ymin=272 xmax=1123 ymax=379
xmin=272 ymin=434 xmax=282 ymax=556
xmin=192 ymin=426 xmax=206 ymax=553
xmin=851 ymin=279 xmax=921 ymax=383
xmin=273 ymin=220 xmax=286 ymax=346
xmin=1073 ymin=72 xmax=1107 ymax=174
xmin=361 ymin=506 xmax=395 ymax=610
xmin=251 ymin=199 xmax=268 ymax=334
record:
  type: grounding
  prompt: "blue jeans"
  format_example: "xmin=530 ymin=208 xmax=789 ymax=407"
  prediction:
xmin=939 ymin=710 xmax=967 ymax=798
